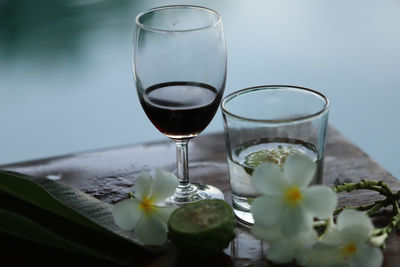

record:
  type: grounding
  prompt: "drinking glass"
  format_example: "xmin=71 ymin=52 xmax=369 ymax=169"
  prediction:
xmin=221 ymin=85 xmax=329 ymax=225
xmin=134 ymin=6 xmax=227 ymax=204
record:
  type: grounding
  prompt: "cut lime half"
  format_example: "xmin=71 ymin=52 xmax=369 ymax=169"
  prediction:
xmin=168 ymin=199 xmax=235 ymax=258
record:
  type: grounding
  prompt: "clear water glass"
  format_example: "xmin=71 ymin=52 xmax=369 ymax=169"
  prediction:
xmin=221 ymin=85 xmax=329 ymax=225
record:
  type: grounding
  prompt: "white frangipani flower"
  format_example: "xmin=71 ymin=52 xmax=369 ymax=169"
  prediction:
xmin=316 ymin=209 xmax=383 ymax=267
xmin=252 ymin=222 xmax=318 ymax=264
xmin=112 ymin=168 xmax=178 ymax=246
xmin=250 ymin=151 xmax=337 ymax=238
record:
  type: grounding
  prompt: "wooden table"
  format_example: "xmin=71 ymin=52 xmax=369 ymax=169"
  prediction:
xmin=2 ymin=127 xmax=399 ymax=266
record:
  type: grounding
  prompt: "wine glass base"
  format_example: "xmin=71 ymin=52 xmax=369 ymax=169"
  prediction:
xmin=166 ymin=183 xmax=224 ymax=205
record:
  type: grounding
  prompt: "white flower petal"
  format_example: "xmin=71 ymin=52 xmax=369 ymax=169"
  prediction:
xmin=337 ymin=209 xmax=373 ymax=234
xmin=281 ymin=204 xmax=313 ymax=238
xmin=293 ymin=230 xmax=320 ymax=265
xmin=321 ymin=223 xmax=343 ymax=246
xmin=252 ymin=162 xmax=287 ymax=195
xmin=251 ymin=222 xmax=281 ymax=241
xmin=296 ymin=243 xmax=342 ymax=267
xmin=134 ymin=171 xmax=153 ymax=199
xmin=151 ymin=168 xmax=178 ymax=203
xmin=296 ymin=228 xmax=318 ymax=246
xmin=283 ymin=152 xmax=316 ymax=188
xmin=251 ymin=195 xmax=283 ymax=228
xmin=267 ymin=238 xmax=297 ymax=264
xmin=135 ymin=212 xmax=167 ymax=246
xmin=351 ymin=243 xmax=383 ymax=267
xmin=340 ymin=225 xmax=372 ymax=245
xmin=112 ymin=198 xmax=142 ymax=231
xmin=303 ymin=186 xmax=338 ymax=219
xmin=154 ymin=206 xmax=177 ymax=226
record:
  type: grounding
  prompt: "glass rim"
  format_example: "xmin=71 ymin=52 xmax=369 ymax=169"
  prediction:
xmin=221 ymin=85 xmax=330 ymax=123
xmin=135 ymin=5 xmax=222 ymax=33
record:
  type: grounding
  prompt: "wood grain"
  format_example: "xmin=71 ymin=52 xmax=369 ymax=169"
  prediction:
xmin=2 ymin=126 xmax=399 ymax=266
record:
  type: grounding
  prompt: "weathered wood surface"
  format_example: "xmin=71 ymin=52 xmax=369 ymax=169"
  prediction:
xmin=2 ymin=127 xmax=399 ymax=266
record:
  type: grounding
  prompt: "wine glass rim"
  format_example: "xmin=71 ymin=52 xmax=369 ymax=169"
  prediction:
xmin=221 ymin=85 xmax=330 ymax=123
xmin=135 ymin=5 xmax=222 ymax=33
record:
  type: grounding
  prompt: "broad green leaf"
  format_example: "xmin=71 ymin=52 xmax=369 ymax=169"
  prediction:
xmin=0 ymin=170 xmax=107 ymax=233
xmin=0 ymin=170 xmax=162 ymax=253
xmin=0 ymin=190 xmax=152 ymax=265
xmin=0 ymin=208 xmax=122 ymax=264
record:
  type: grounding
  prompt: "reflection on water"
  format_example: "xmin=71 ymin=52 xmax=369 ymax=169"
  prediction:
xmin=0 ymin=0 xmax=138 ymax=60
xmin=0 ymin=0 xmax=152 ymax=165
xmin=0 ymin=0 xmax=399 ymax=179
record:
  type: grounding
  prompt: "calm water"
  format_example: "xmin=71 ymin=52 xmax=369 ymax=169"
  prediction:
xmin=1 ymin=0 xmax=399 ymax=179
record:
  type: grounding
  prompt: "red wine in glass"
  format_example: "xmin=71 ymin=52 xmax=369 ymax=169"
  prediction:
xmin=134 ymin=5 xmax=226 ymax=204
xmin=140 ymin=81 xmax=222 ymax=139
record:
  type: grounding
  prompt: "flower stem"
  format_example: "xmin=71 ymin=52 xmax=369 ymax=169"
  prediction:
xmin=366 ymin=199 xmax=391 ymax=216
xmin=333 ymin=179 xmax=400 ymax=247
xmin=333 ymin=202 xmax=383 ymax=216
xmin=380 ymin=199 xmax=400 ymax=236
xmin=333 ymin=180 xmax=388 ymax=195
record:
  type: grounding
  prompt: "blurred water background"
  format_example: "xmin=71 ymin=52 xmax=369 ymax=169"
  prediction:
xmin=0 ymin=0 xmax=399 ymax=179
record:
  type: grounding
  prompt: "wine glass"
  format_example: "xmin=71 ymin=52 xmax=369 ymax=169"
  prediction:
xmin=133 ymin=5 xmax=227 ymax=204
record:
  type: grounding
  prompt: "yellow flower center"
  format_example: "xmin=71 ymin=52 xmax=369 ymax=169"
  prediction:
xmin=341 ymin=242 xmax=357 ymax=259
xmin=139 ymin=196 xmax=155 ymax=214
xmin=284 ymin=186 xmax=303 ymax=205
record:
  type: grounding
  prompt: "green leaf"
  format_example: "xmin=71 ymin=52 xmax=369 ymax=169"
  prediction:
xmin=0 ymin=208 xmax=122 ymax=264
xmin=0 ymin=170 xmax=107 ymax=233
xmin=0 ymin=170 xmax=163 ymax=263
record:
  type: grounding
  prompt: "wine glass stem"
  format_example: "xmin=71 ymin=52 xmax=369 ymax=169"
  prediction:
xmin=175 ymin=139 xmax=190 ymax=190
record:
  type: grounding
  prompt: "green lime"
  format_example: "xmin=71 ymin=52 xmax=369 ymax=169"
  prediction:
xmin=168 ymin=199 xmax=235 ymax=258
